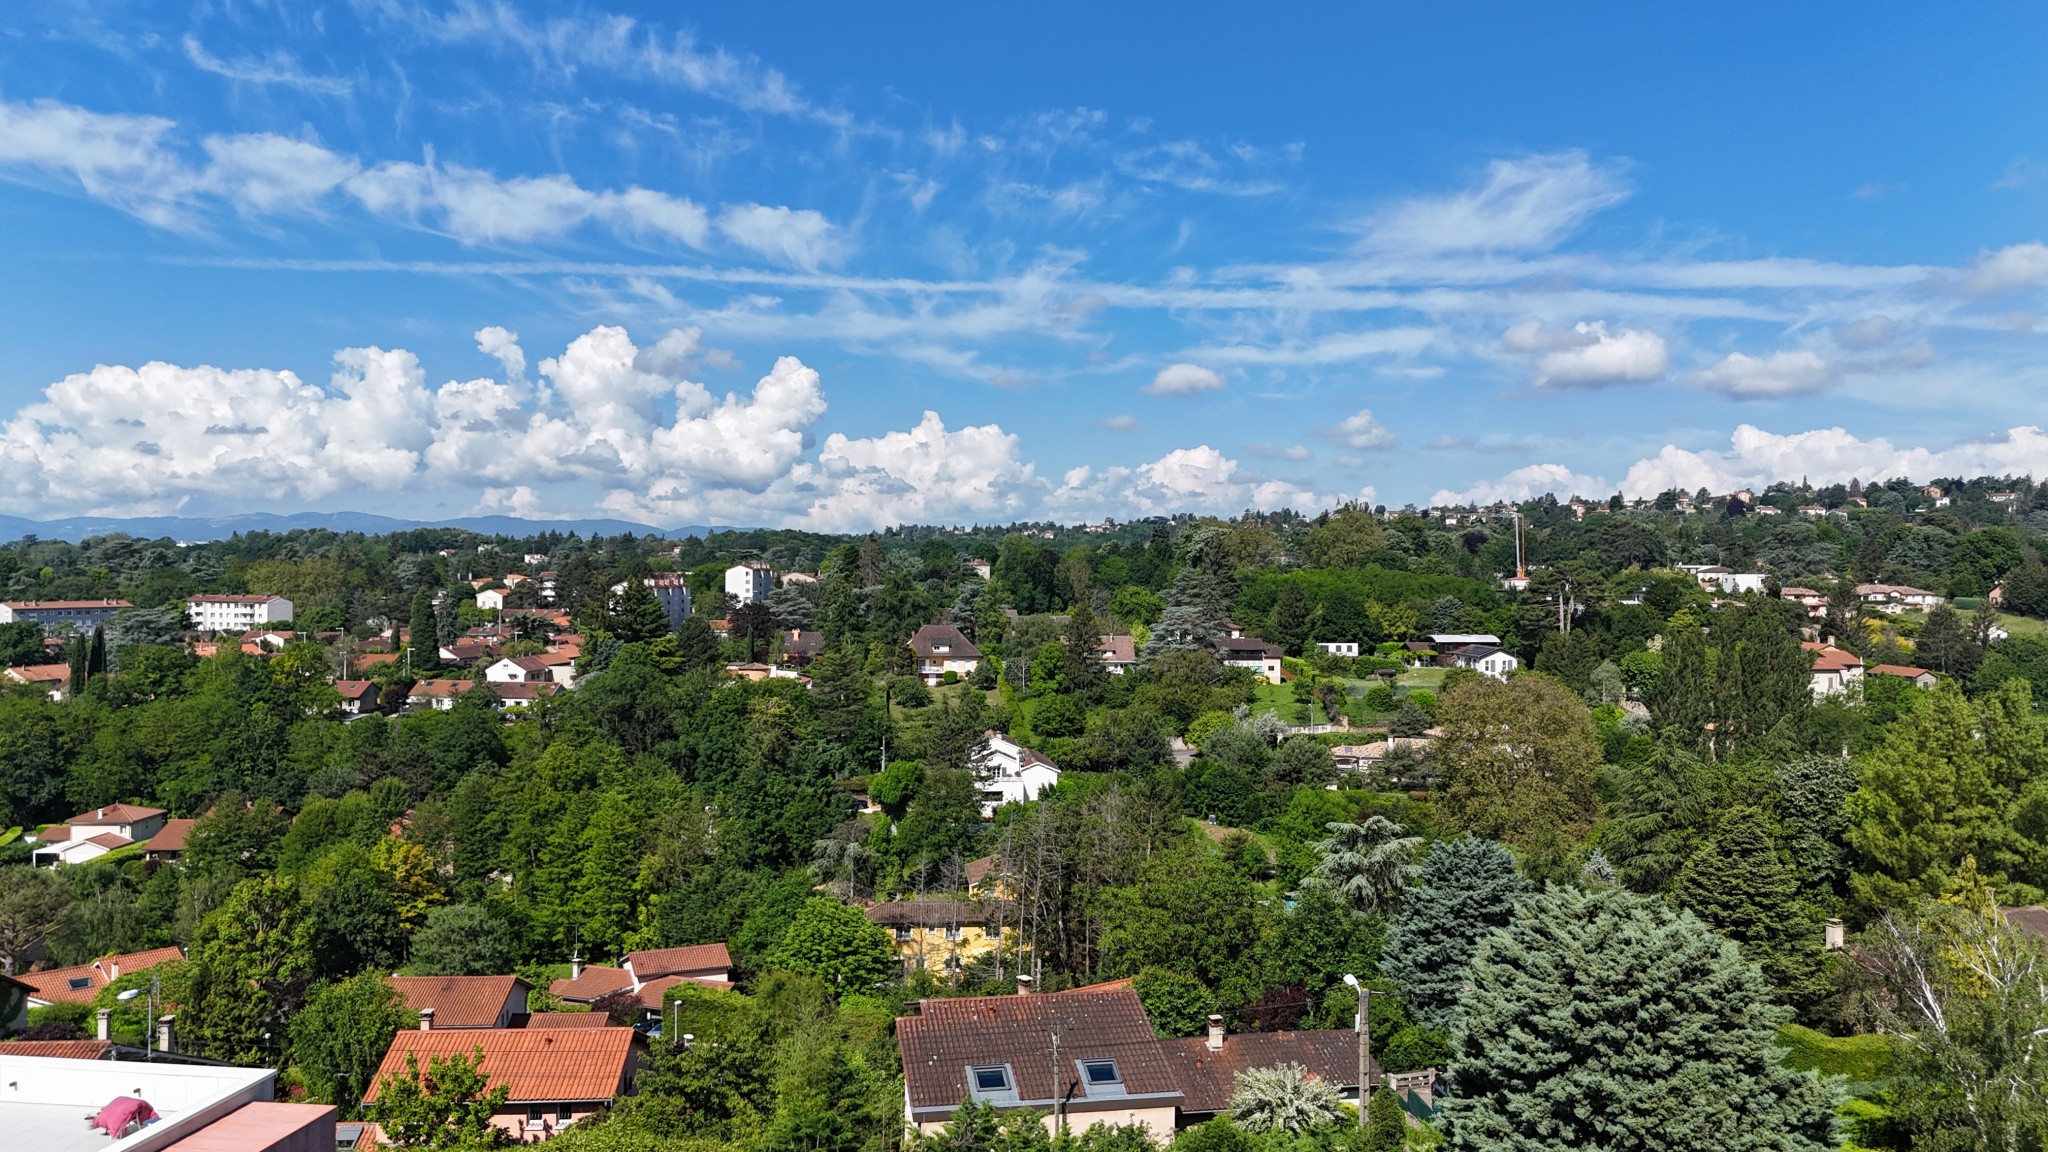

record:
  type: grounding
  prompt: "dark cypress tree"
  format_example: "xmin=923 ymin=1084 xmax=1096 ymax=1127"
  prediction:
xmin=408 ymin=588 xmax=442 ymax=672
xmin=1380 ymin=836 xmax=1529 ymax=1031
xmin=1440 ymin=887 xmax=1839 ymax=1151
xmin=1669 ymin=806 xmax=1830 ymax=1012
xmin=674 ymin=617 xmax=723 ymax=673
xmin=1648 ymin=623 xmax=1713 ymax=744
xmin=86 ymin=626 xmax=107 ymax=678
xmin=1058 ymin=598 xmax=1107 ymax=702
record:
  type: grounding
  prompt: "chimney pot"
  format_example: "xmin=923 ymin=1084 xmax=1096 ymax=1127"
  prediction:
xmin=1206 ymin=1014 xmax=1225 ymax=1052
xmin=419 ymin=1008 xmax=435 ymax=1032
xmin=157 ymin=1014 xmax=175 ymax=1054
xmin=96 ymin=1009 xmax=111 ymax=1042
xmin=570 ymin=952 xmax=584 ymax=980
xmin=1016 ymin=975 xmax=1033 ymax=995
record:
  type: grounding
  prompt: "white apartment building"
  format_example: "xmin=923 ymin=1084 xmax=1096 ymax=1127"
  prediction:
xmin=725 ymin=562 xmax=775 ymax=606
xmin=0 ymin=599 xmax=132 ymax=632
xmin=610 ymin=576 xmax=692 ymax=629
xmin=186 ymin=594 xmax=294 ymax=632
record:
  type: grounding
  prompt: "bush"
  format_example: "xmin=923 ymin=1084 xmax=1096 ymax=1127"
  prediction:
xmin=941 ymin=670 xmax=959 ymax=685
xmin=1364 ymin=684 xmax=1396 ymax=712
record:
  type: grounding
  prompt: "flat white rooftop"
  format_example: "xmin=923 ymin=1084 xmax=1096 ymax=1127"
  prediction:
xmin=0 ymin=1054 xmax=275 ymax=1152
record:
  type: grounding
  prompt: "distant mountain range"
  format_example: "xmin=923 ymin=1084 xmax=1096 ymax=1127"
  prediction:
xmin=0 ymin=511 xmax=739 ymax=544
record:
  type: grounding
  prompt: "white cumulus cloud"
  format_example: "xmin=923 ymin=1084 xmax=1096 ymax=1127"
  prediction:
xmin=1693 ymin=349 xmax=1837 ymax=398
xmin=1503 ymin=320 xmax=1668 ymax=388
xmin=1617 ymin=424 xmax=2048 ymax=499
xmin=1965 ymin=242 xmax=2048 ymax=294
xmin=1143 ymin=363 xmax=1226 ymax=396
xmin=1329 ymin=409 xmax=1395 ymax=450
xmin=1431 ymin=463 xmax=1611 ymax=507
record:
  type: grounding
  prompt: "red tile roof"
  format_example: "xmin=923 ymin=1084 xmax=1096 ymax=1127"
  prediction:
xmin=1802 ymin=641 xmax=1864 ymax=672
xmin=898 ymin=990 xmax=1181 ymax=1114
xmin=20 ymin=946 xmax=185 ymax=1003
xmin=387 ymin=975 xmax=531 ymax=1029
xmin=0 ymin=1039 xmax=112 ymax=1059
xmin=624 ymin=943 xmax=732 ymax=979
xmin=1870 ymin=664 xmax=1934 ymax=679
xmin=333 ymin=680 xmax=378 ymax=700
xmin=526 ymin=1012 xmax=612 ymax=1029
xmin=145 ymin=819 xmax=197 ymax=854
xmin=549 ymin=965 xmax=634 ymax=1003
xmin=67 ymin=803 xmax=167 ymax=825
xmin=1156 ymin=1029 xmax=1369 ymax=1114
xmin=363 ymin=1027 xmax=639 ymax=1104
xmin=6 ymin=664 xmax=69 ymax=684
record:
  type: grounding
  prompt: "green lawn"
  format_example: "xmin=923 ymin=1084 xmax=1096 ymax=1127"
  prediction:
xmin=1251 ymin=680 xmax=1299 ymax=718
xmin=1996 ymin=612 xmax=2048 ymax=640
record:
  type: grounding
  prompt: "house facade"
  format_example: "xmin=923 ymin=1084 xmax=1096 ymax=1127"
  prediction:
xmin=974 ymin=733 xmax=1061 ymax=816
xmin=866 ymin=900 xmax=1014 ymax=977
xmin=909 ymin=624 xmax=982 ymax=685
xmin=1805 ymin=642 xmax=1865 ymax=698
xmin=186 ymin=594 xmax=294 ymax=632
xmin=1316 ymin=641 xmax=1361 ymax=658
xmin=610 ymin=577 xmax=692 ymax=630
xmin=1215 ymin=637 xmax=1283 ymax=684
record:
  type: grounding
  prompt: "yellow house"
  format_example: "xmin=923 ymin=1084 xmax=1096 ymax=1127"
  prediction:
xmin=865 ymin=900 xmax=1016 ymax=978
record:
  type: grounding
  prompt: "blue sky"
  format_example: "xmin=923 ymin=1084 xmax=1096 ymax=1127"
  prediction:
xmin=3 ymin=2 xmax=2048 ymax=529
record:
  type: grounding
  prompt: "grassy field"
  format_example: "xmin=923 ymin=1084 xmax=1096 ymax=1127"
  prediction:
xmin=1996 ymin=612 xmax=2048 ymax=640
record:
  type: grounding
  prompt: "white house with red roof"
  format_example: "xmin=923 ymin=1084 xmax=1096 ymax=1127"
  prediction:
xmin=1804 ymin=642 xmax=1865 ymax=698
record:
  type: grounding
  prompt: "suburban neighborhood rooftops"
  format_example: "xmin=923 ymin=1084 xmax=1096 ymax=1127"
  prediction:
xmin=387 ymin=975 xmax=532 ymax=1029
xmin=0 ymin=1040 xmax=113 ymax=1060
xmin=363 ymin=1027 xmax=640 ymax=1105
xmin=526 ymin=1012 xmax=612 ymax=1029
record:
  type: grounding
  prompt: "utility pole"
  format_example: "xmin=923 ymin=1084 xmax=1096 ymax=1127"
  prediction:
xmin=1343 ymin=973 xmax=1371 ymax=1128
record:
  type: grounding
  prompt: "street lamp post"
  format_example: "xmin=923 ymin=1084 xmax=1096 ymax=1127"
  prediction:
xmin=115 ymin=972 xmax=160 ymax=1058
xmin=1342 ymin=973 xmax=1371 ymax=1128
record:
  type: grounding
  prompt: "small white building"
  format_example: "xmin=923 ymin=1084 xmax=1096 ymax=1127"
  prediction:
xmin=610 ymin=576 xmax=692 ymax=629
xmin=187 ymin=593 xmax=293 ymax=633
xmin=475 ymin=588 xmax=507 ymax=611
xmin=1316 ymin=641 xmax=1361 ymax=658
xmin=1452 ymin=646 xmax=1520 ymax=680
xmin=1 ymin=599 xmax=133 ymax=632
xmin=725 ymin=562 xmax=775 ymax=606
xmin=1805 ymin=642 xmax=1865 ymax=698
xmin=973 ymin=732 xmax=1061 ymax=816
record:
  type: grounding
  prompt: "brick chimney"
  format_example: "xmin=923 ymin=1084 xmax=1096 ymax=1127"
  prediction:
xmin=157 ymin=1014 xmax=175 ymax=1054
xmin=419 ymin=1008 xmax=435 ymax=1032
xmin=1015 ymin=974 xmax=1033 ymax=995
xmin=1206 ymin=1014 xmax=1225 ymax=1052
xmin=96 ymin=1008 xmax=111 ymax=1042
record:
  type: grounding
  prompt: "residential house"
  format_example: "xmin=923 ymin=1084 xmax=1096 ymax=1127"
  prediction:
xmin=18 ymin=946 xmax=185 ymax=1007
xmin=333 ymin=680 xmax=381 ymax=715
xmin=897 ymin=989 xmax=1185 ymax=1140
xmin=724 ymin=662 xmax=808 ymax=684
xmin=28 ymin=803 xmax=170 ymax=866
xmin=388 ymin=976 xmax=533 ymax=1030
xmin=1869 ymin=664 xmax=1940 ymax=689
xmin=549 ymin=944 xmax=735 ymax=1019
xmin=365 ymin=1026 xmax=642 ymax=1142
xmin=439 ymin=638 xmax=500 ymax=667
xmin=4 ymin=664 xmax=69 ymax=701
xmin=476 ymin=588 xmax=508 ymax=611
xmin=725 ymin=562 xmax=775 ymax=606
xmin=968 ymin=559 xmax=993 ymax=581
xmin=909 ymin=624 xmax=981 ymax=686
xmin=866 ymin=900 xmax=1015 ymax=977
xmin=142 ymin=819 xmax=196 ymax=870
xmin=538 ymin=571 xmax=560 ymax=604
xmin=973 ymin=732 xmax=1061 ymax=816
xmin=1780 ymin=587 xmax=1829 ymax=618
xmin=527 ymin=1012 xmax=613 ymax=1029
xmin=406 ymin=679 xmax=481 ymax=710
xmin=492 ymin=682 xmax=561 ymax=709
xmin=1156 ymin=1017 xmax=1370 ymax=1125
xmin=1215 ymin=637 xmax=1283 ymax=684
xmin=1804 ymin=642 xmax=1865 ymax=698
xmin=0 ymin=599 xmax=131 ymax=632
xmin=1449 ymin=645 xmax=1519 ymax=680
xmin=1687 ymin=566 xmax=1769 ymax=594
xmin=1316 ymin=641 xmax=1361 ymax=658
xmin=1096 ymin=634 xmax=1136 ymax=675
xmin=1855 ymin=584 xmax=1945 ymax=612
xmin=781 ymin=629 xmax=826 ymax=666
xmin=610 ymin=576 xmax=692 ymax=629
xmin=186 ymin=594 xmax=293 ymax=632
xmin=1992 ymin=491 xmax=2019 ymax=505
xmin=485 ymin=655 xmax=560 ymax=684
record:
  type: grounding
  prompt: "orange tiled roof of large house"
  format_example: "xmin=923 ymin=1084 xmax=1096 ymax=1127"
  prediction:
xmin=549 ymin=943 xmax=734 ymax=1015
xmin=363 ymin=1026 xmax=643 ymax=1142
xmin=19 ymin=946 xmax=185 ymax=1005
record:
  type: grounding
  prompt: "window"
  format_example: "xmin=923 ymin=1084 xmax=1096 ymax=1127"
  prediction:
xmin=1082 ymin=1060 xmax=1121 ymax=1086
xmin=944 ymin=925 xmax=962 ymax=942
xmin=525 ymin=1106 xmax=546 ymax=1130
xmin=67 ymin=977 xmax=93 ymax=991
xmin=971 ymin=1066 xmax=1010 ymax=1093
xmin=894 ymin=926 xmax=912 ymax=943
xmin=558 ymin=1103 xmax=575 ymax=1123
